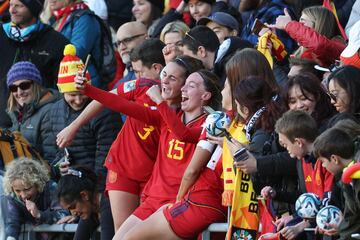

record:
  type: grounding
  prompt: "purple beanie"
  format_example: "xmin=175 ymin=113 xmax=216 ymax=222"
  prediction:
xmin=7 ymin=61 xmax=42 ymax=87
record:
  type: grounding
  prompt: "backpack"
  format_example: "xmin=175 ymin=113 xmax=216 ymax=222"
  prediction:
xmin=71 ymin=10 xmax=117 ymax=86
xmin=0 ymin=129 xmax=43 ymax=170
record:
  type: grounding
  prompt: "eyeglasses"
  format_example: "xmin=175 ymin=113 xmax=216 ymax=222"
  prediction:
xmin=9 ymin=81 xmax=33 ymax=92
xmin=116 ymin=33 xmax=146 ymax=46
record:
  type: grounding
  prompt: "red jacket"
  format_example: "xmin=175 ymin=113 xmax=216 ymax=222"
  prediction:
xmin=285 ymin=21 xmax=346 ymax=67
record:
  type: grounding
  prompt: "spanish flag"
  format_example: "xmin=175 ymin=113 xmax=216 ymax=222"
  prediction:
xmin=222 ymin=121 xmax=259 ymax=239
xmin=323 ymin=0 xmax=348 ymax=40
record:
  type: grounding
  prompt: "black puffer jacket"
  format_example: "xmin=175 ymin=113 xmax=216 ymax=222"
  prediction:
xmin=8 ymin=89 xmax=60 ymax=158
xmin=44 ymin=98 xmax=122 ymax=191
xmin=0 ymin=24 xmax=69 ymax=128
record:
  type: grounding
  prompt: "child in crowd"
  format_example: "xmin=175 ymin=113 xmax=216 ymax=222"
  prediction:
xmin=2 ymin=158 xmax=69 ymax=240
xmin=313 ymin=127 xmax=360 ymax=239
xmin=262 ymin=110 xmax=334 ymax=239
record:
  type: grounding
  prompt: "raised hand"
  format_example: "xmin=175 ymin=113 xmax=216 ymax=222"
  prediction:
xmin=267 ymin=8 xmax=292 ymax=30
xmin=25 ymin=199 xmax=40 ymax=219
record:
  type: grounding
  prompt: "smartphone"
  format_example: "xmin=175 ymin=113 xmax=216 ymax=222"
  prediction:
xmin=233 ymin=148 xmax=248 ymax=162
xmin=82 ymin=54 xmax=91 ymax=78
xmin=251 ymin=18 xmax=267 ymax=36
xmin=54 ymin=148 xmax=70 ymax=169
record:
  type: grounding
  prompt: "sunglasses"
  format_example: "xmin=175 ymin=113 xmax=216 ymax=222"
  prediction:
xmin=185 ymin=31 xmax=201 ymax=46
xmin=9 ymin=81 xmax=33 ymax=92
xmin=327 ymin=92 xmax=337 ymax=102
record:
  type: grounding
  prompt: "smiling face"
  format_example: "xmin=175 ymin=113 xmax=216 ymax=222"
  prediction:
xmin=328 ymin=79 xmax=350 ymax=113
xmin=63 ymin=92 xmax=89 ymax=111
xmin=288 ymin=84 xmax=316 ymax=114
xmin=9 ymin=0 xmax=36 ymax=28
xmin=180 ymin=72 xmax=210 ymax=112
xmin=12 ymin=179 xmax=38 ymax=203
xmin=132 ymin=0 xmax=152 ymax=25
xmin=10 ymin=79 xmax=34 ymax=107
xmin=60 ymin=192 xmax=93 ymax=220
xmin=188 ymin=0 xmax=212 ymax=22
xmin=160 ymin=62 xmax=186 ymax=105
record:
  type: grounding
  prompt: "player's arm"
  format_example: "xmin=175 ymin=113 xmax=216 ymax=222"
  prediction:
xmin=56 ymin=88 xmax=117 ymax=148
xmin=83 ymin=84 xmax=162 ymax=125
xmin=157 ymin=102 xmax=202 ymax=143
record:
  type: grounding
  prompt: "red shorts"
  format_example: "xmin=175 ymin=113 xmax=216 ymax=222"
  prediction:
xmin=105 ymin=168 xmax=146 ymax=196
xmin=132 ymin=194 xmax=172 ymax=220
xmin=163 ymin=198 xmax=226 ymax=239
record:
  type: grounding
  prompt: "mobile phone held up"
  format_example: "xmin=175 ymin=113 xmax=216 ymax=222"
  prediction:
xmin=251 ymin=18 xmax=267 ymax=36
xmin=233 ymin=147 xmax=248 ymax=162
xmin=82 ymin=54 xmax=91 ymax=78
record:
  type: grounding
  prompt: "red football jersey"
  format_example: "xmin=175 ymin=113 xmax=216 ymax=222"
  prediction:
xmin=105 ymin=78 xmax=160 ymax=183
xmin=142 ymin=113 xmax=206 ymax=199
xmin=302 ymin=158 xmax=334 ymax=199
xmin=84 ymin=85 xmax=205 ymax=199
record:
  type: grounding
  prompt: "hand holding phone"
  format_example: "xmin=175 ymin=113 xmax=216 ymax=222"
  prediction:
xmin=54 ymin=148 xmax=71 ymax=175
xmin=233 ymin=148 xmax=248 ymax=162
xmin=82 ymin=54 xmax=91 ymax=78
xmin=251 ymin=18 xmax=267 ymax=36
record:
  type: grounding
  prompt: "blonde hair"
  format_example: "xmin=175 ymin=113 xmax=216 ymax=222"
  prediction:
xmin=3 ymin=158 xmax=49 ymax=195
xmin=294 ymin=6 xmax=343 ymax=59
xmin=159 ymin=21 xmax=189 ymax=43
xmin=7 ymin=82 xmax=43 ymax=112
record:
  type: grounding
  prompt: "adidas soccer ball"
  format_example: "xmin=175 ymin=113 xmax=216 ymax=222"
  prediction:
xmin=205 ymin=111 xmax=231 ymax=137
xmin=316 ymin=205 xmax=343 ymax=231
xmin=295 ymin=193 xmax=322 ymax=219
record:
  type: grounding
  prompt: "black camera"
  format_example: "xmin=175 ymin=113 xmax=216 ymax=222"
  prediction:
xmin=233 ymin=148 xmax=248 ymax=162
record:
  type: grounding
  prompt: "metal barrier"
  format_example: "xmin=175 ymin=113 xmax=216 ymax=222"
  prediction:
xmin=24 ymin=224 xmax=79 ymax=232
xmin=201 ymin=223 xmax=228 ymax=240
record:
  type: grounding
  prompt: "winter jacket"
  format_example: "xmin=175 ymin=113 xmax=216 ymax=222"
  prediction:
xmin=8 ymin=89 xmax=60 ymax=159
xmin=4 ymin=181 xmax=69 ymax=239
xmin=0 ymin=24 xmax=69 ymax=128
xmin=50 ymin=9 xmax=102 ymax=87
xmin=285 ymin=21 xmax=346 ymax=67
xmin=240 ymin=0 xmax=297 ymax=53
xmin=44 ymin=98 xmax=122 ymax=191
xmin=338 ymin=179 xmax=360 ymax=240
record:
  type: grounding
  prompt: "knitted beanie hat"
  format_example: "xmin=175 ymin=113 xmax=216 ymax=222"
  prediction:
xmin=57 ymin=44 xmax=90 ymax=93
xmin=19 ymin=0 xmax=45 ymax=17
xmin=7 ymin=61 xmax=42 ymax=86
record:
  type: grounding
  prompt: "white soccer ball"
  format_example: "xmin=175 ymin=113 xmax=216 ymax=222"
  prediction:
xmin=295 ymin=193 xmax=322 ymax=219
xmin=205 ymin=111 xmax=231 ymax=137
xmin=316 ymin=205 xmax=343 ymax=231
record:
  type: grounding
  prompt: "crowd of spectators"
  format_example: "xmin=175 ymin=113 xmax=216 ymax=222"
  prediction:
xmin=1 ymin=0 xmax=360 ymax=239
